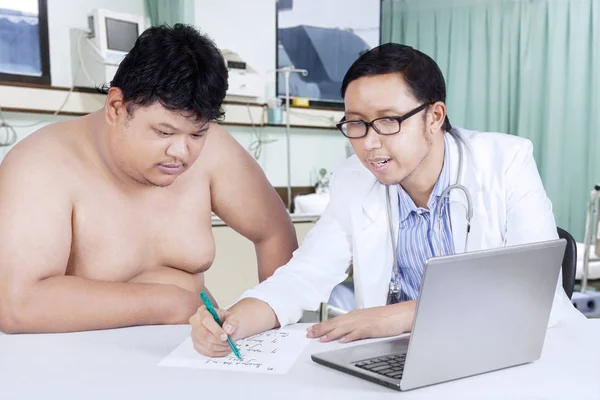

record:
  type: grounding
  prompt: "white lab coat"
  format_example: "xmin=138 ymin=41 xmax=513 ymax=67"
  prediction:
xmin=239 ymin=128 xmax=582 ymax=327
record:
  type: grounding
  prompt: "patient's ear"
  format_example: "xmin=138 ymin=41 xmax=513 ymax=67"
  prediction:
xmin=104 ymin=87 xmax=127 ymax=126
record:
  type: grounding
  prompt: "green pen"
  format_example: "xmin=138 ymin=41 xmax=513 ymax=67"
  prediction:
xmin=199 ymin=292 xmax=242 ymax=360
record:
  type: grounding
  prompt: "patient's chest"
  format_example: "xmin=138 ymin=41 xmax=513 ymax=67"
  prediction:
xmin=67 ymin=184 xmax=215 ymax=283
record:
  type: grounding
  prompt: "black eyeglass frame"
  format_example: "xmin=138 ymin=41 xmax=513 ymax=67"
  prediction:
xmin=336 ymin=103 xmax=431 ymax=138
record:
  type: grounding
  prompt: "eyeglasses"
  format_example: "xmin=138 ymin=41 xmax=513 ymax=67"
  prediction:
xmin=336 ymin=103 xmax=431 ymax=139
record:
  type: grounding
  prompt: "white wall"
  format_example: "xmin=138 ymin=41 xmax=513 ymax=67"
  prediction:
xmin=194 ymin=0 xmax=278 ymax=100
xmin=228 ymin=126 xmax=348 ymax=187
xmin=0 ymin=0 xmax=350 ymax=187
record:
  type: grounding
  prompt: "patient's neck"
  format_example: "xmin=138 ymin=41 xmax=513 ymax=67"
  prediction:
xmin=87 ymin=111 xmax=140 ymax=191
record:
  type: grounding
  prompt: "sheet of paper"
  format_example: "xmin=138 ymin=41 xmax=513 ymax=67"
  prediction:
xmin=158 ymin=329 xmax=311 ymax=374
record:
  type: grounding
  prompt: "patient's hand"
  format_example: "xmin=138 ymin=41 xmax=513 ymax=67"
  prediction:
xmin=306 ymin=301 xmax=416 ymax=343
xmin=189 ymin=305 xmax=239 ymax=357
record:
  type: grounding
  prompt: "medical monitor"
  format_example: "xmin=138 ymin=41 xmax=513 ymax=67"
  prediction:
xmin=87 ymin=9 xmax=144 ymax=65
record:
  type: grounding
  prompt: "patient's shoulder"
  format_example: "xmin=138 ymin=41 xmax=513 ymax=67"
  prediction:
xmin=0 ymin=120 xmax=81 ymax=186
xmin=195 ymin=123 xmax=255 ymax=169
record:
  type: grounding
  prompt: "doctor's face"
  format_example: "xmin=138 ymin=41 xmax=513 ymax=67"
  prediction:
xmin=343 ymin=73 xmax=432 ymax=186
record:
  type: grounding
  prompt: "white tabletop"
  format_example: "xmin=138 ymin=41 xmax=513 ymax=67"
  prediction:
xmin=1 ymin=320 xmax=599 ymax=399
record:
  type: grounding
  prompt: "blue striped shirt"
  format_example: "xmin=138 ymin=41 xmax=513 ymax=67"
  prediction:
xmin=390 ymin=137 xmax=455 ymax=303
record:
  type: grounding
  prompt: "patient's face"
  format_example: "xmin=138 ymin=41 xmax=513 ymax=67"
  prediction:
xmin=344 ymin=73 xmax=432 ymax=186
xmin=110 ymin=102 xmax=209 ymax=187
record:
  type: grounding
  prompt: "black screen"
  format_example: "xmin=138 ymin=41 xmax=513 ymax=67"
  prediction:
xmin=105 ymin=18 xmax=138 ymax=52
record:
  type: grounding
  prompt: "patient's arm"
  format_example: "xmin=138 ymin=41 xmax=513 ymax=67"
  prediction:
xmin=207 ymin=125 xmax=298 ymax=283
xmin=0 ymin=145 xmax=200 ymax=333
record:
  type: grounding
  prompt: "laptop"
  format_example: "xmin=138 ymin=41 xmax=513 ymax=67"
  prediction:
xmin=311 ymin=239 xmax=566 ymax=391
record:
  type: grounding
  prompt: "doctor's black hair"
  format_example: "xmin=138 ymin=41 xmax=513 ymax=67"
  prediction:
xmin=101 ymin=24 xmax=228 ymax=122
xmin=341 ymin=43 xmax=452 ymax=132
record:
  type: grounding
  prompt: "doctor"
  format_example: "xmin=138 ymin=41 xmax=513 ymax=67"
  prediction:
xmin=189 ymin=43 xmax=579 ymax=356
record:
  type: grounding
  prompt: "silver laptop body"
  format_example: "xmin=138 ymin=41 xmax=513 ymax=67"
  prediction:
xmin=311 ymin=239 xmax=566 ymax=391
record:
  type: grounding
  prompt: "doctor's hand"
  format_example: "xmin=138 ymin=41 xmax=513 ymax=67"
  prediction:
xmin=189 ymin=306 xmax=239 ymax=357
xmin=307 ymin=301 xmax=416 ymax=343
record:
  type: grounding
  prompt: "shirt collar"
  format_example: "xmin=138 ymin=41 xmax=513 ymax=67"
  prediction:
xmin=397 ymin=134 xmax=451 ymax=222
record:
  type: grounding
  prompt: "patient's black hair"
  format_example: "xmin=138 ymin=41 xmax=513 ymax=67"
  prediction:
xmin=341 ymin=43 xmax=451 ymax=132
xmin=102 ymin=24 xmax=228 ymax=122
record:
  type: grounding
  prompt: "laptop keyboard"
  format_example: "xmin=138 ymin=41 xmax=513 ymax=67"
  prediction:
xmin=353 ymin=353 xmax=406 ymax=380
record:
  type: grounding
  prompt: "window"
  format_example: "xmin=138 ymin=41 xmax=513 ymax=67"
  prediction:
xmin=0 ymin=0 xmax=50 ymax=85
xmin=276 ymin=0 xmax=381 ymax=107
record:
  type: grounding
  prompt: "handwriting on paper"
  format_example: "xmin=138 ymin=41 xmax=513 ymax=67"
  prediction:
xmin=158 ymin=329 xmax=310 ymax=374
xmin=203 ymin=330 xmax=289 ymax=369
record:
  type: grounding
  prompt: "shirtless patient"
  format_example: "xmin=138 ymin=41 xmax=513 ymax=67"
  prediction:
xmin=0 ymin=24 xmax=297 ymax=333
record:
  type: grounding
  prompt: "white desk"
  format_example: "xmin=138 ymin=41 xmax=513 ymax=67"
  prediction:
xmin=1 ymin=320 xmax=599 ymax=399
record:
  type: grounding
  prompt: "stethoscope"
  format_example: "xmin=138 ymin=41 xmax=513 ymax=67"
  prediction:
xmin=385 ymin=131 xmax=474 ymax=303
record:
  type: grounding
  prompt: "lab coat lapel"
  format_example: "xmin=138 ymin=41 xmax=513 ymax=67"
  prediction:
xmin=354 ymin=181 xmax=398 ymax=308
xmin=447 ymin=132 xmax=482 ymax=253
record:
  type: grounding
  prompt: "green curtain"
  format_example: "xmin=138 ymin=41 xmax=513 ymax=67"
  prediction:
xmin=382 ymin=0 xmax=600 ymax=241
xmin=145 ymin=0 xmax=195 ymax=26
